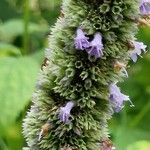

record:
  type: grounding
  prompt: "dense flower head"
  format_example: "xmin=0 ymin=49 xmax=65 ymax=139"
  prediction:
xmin=74 ymin=28 xmax=90 ymax=50
xmin=86 ymin=33 xmax=104 ymax=58
xmin=23 ymin=0 xmax=148 ymax=149
xmin=130 ymin=41 xmax=147 ymax=62
xmin=109 ymin=83 xmax=130 ymax=112
xmin=140 ymin=0 xmax=150 ymax=15
xmin=59 ymin=101 xmax=75 ymax=124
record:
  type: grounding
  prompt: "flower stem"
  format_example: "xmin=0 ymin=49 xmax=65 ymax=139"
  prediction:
xmin=23 ymin=0 xmax=30 ymax=55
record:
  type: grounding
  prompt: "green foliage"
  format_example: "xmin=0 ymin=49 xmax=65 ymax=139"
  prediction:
xmin=0 ymin=42 xmax=21 ymax=57
xmin=0 ymin=0 xmax=20 ymax=21
xmin=0 ymin=19 xmax=48 ymax=43
xmin=113 ymin=127 xmax=150 ymax=150
xmin=0 ymin=56 xmax=39 ymax=126
xmin=127 ymin=141 xmax=150 ymax=150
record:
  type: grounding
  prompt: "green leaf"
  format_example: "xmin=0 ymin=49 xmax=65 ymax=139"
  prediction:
xmin=0 ymin=0 xmax=20 ymax=21
xmin=127 ymin=141 xmax=150 ymax=150
xmin=0 ymin=56 xmax=39 ymax=126
xmin=0 ymin=19 xmax=48 ymax=42
xmin=137 ymin=27 xmax=150 ymax=47
xmin=31 ymin=50 xmax=44 ymax=64
xmin=113 ymin=127 xmax=150 ymax=150
xmin=133 ymin=59 xmax=150 ymax=86
xmin=0 ymin=42 xmax=21 ymax=57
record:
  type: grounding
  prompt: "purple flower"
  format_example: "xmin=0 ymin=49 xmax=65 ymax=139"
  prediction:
xmin=74 ymin=28 xmax=90 ymax=50
xmin=86 ymin=33 xmax=104 ymax=58
xmin=130 ymin=41 xmax=147 ymax=62
xmin=140 ymin=0 xmax=150 ymax=15
xmin=109 ymin=83 xmax=131 ymax=112
xmin=59 ymin=101 xmax=75 ymax=124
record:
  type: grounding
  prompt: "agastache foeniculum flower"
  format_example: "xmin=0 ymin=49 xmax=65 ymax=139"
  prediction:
xmin=130 ymin=41 xmax=147 ymax=62
xmin=59 ymin=101 xmax=75 ymax=124
xmin=74 ymin=28 xmax=90 ymax=50
xmin=86 ymin=33 xmax=104 ymax=58
xmin=109 ymin=83 xmax=134 ymax=113
xmin=140 ymin=0 xmax=150 ymax=15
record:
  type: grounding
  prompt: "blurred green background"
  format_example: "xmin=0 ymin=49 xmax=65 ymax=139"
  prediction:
xmin=0 ymin=0 xmax=149 ymax=150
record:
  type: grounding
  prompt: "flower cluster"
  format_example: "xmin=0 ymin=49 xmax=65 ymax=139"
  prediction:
xmin=23 ymin=0 xmax=150 ymax=149
xmin=57 ymin=2 xmax=149 ymax=123
xmin=74 ymin=28 xmax=104 ymax=58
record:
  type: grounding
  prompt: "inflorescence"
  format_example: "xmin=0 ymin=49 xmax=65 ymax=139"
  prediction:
xmin=23 ymin=0 xmax=150 ymax=149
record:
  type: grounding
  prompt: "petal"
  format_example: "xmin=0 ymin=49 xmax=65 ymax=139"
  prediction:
xmin=131 ymin=53 xmax=138 ymax=62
